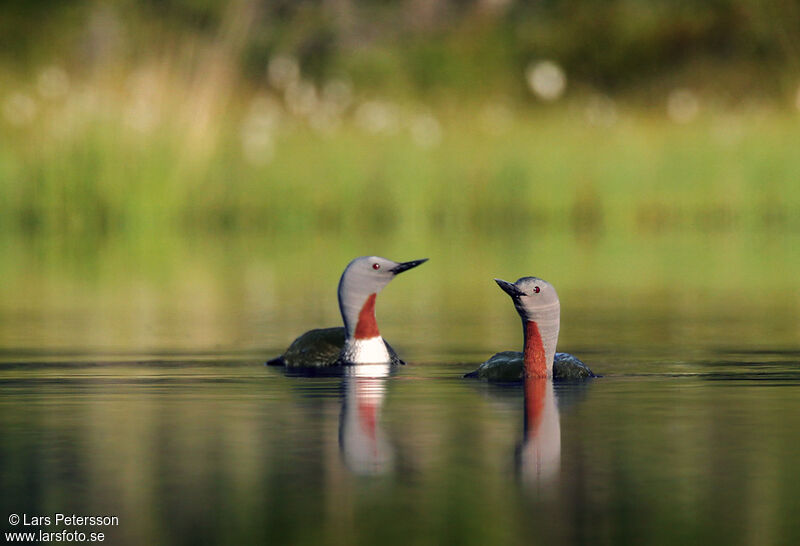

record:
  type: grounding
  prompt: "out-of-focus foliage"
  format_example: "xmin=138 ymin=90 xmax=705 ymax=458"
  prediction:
xmin=1 ymin=0 xmax=800 ymax=239
xmin=2 ymin=0 xmax=799 ymax=97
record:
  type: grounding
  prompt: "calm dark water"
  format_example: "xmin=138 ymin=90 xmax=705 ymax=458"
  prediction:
xmin=2 ymin=234 xmax=800 ymax=545
xmin=2 ymin=347 xmax=800 ymax=546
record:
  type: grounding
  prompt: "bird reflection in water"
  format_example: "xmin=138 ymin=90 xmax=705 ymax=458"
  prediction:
xmin=339 ymin=363 xmax=395 ymax=476
xmin=516 ymin=377 xmax=561 ymax=491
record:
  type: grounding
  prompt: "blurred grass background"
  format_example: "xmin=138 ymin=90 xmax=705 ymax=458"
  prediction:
xmin=1 ymin=0 xmax=799 ymax=354
xmin=2 ymin=0 xmax=800 ymax=238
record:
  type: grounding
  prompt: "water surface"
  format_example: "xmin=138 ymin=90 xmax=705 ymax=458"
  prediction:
xmin=3 ymin=343 xmax=800 ymax=545
xmin=1 ymin=233 xmax=799 ymax=545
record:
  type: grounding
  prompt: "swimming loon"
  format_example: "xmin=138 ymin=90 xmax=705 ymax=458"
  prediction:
xmin=464 ymin=277 xmax=596 ymax=381
xmin=267 ymin=256 xmax=427 ymax=367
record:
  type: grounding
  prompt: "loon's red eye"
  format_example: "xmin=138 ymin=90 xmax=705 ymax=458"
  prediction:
xmin=372 ymin=263 xmax=380 ymax=270
xmin=534 ymin=286 xmax=541 ymax=293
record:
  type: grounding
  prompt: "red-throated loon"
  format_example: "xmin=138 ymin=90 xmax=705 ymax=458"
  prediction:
xmin=268 ymin=256 xmax=427 ymax=367
xmin=464 ymin=277 xmax=596 ymax=381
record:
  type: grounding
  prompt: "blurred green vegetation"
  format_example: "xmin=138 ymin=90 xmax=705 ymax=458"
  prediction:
xmin=1 ymin=0 xmax=800 ymax=240
xmin=2 ymin=104 xmax=800 ymax=238
xmin=3 ymin=0 xmax=800 ymax=97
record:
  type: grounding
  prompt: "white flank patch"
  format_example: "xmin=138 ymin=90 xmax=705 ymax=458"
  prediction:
xmin=342 ymin=336 xmax=391 ymax=365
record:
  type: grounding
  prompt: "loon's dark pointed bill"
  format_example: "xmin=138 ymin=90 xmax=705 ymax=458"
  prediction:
xmin=390 ymin=258 xmax=428 ymax=274
xmin=495 ymin=278 xmax=526 ymax=297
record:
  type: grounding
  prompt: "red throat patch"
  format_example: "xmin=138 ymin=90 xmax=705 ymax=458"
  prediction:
xmin=354 ymin=293 xmax=380 ymax=339
xmin=524 ymin=321 xmax=547 ymax=378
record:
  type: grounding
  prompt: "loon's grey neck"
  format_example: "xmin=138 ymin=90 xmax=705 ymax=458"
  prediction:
xmin=339 ymin=274 xmax=385 ymax=338
xmin=338 ymin=272 xmax=390 ymax=364
xmin=521 ymin=302 xmax=560 ymax=378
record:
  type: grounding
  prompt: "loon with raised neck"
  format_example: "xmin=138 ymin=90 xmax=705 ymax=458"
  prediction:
xmin=464 ymin=277 xmax=596 ymax=381
xmin=267 ymin=256 xmax=427 ymax=368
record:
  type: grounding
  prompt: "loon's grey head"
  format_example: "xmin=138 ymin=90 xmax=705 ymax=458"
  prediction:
xmin=338 ymin=256 xmax=428 ymax=336
xmin=494 ymin=277 xmax=560 ymax=321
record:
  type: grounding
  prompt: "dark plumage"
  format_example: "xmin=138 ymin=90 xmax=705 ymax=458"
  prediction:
xmin=463 ymin=351 xmax=596 ymax=381
xmin=267 ymin=327 xmax=405 ymax=367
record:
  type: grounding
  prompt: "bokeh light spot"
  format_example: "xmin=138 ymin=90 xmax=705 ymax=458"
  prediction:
xmin=526 ymin=61 xmax=566 ymax=101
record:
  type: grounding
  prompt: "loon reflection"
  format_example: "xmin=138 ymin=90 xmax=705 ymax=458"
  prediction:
xmin=339 ymin=363 xmax=394 ymax=476
xmin=275 ymin=362 xmax=395 ymax=476
xmin=516 ymin=377 xmax=561 ymax=489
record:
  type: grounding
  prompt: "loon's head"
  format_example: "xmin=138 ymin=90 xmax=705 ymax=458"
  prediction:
xmin=494 ymin=276 xmax=559 ymax=321
xmin=338 ymin=256 xmax=427 ymax=337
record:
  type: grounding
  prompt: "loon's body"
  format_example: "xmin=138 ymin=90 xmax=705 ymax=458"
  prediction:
xmin=271 ymin=327 xmax=404 ymax=367
xmin=464 ymin=277 xmax=596 ymax=381
xmin=268 ymin=256 xmax=427 ymax=368
xmin=465 ymin=351 xmax=594 ymax=381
